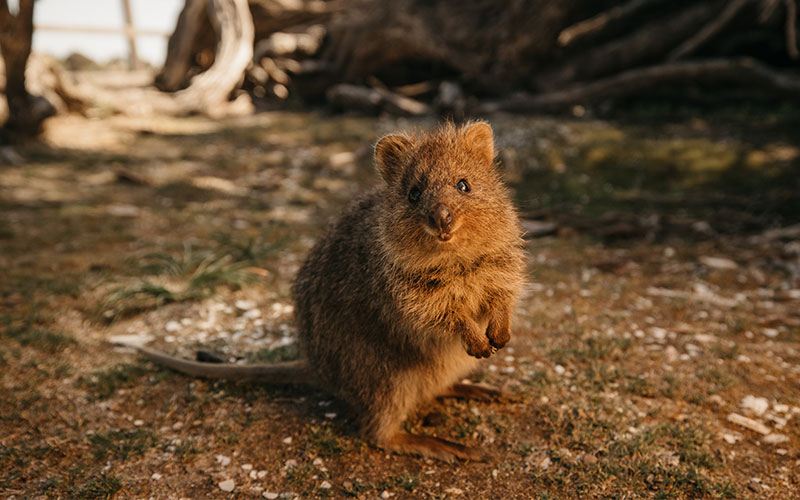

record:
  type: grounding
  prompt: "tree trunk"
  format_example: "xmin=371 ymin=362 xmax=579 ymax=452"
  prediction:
xmin=173 ymin=0 xmax=255 ymax=116
xmin=0 ymin=0 xmax=54 ymax=139
xmin=155 ymin=0 xmax=208 ymax=91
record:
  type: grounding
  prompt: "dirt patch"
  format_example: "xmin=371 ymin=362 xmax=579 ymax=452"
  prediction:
xmin=1 ymin=105 xmax=799 ymax=499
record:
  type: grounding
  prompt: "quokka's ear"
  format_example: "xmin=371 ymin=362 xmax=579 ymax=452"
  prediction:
xmin=463 ymin=122 xmax=495 ymax=166
xmin=374 ymin=134 xmax=415 ymax=184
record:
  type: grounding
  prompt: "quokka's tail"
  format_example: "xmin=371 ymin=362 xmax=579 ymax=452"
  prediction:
xmin=118 ymin=344 xmax=316 ymax=385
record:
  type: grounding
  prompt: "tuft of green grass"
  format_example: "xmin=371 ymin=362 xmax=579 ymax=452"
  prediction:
xmin=380 ymin=472 xmax=419 ymax=492
xmin=1 ymin=311 xmax=75 ymax=352
xmin=550 ymin=335 xmax=632 ymax=365
xmin=304 ymin=424 xmax=350 ymax=457
xmin=517 ymin=442 xmax=534 ymax=456
xmin=169 ymin=438 xmax=199 ymax=459
xmin=10 ymin=328 xmax=76 ymax=352
xmin=342 ymin=479 xmax=373 ymax=497
xmin=248 ymin=343 xmax=300 ymax=363
xmin=98 ymin=242 xmax=261 ymax=322
xmin=285 ymin=463 xmax=315 ymax=484
xmin=212 ymin=231 xmax=287 ymax=263
xmin=697 ymin=367 xmax=738 ymax=391
xmin=455 ymin=414 xmax=482 ymax=438
xmin=527 ymin=369 xmax=550 ymax=386
xmin=73 ymin=471 xmax=122 ymax=500
xmin=81 ymin=364 xmax=151 ymax=399
xmin=89 ymin=429 xmax=157 ymax=461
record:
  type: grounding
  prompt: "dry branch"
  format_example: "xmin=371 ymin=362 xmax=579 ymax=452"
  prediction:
xmin=668 ymin=0 xmax=751 ymax=61
xmin=557 ymin=0 xmax=663 ymax=47
xmin=540 ymin=2 xmax=719 ymax=88
xmin=786 ymin=0 xmax=799 ymax=59
xmin=326 ymin=83 xmax=429 ymax=115
xmin=480 ymin=58 xmax=800 ymax=113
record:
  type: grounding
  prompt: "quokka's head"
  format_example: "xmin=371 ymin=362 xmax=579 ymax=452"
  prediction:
xmin=374 ymin=122 xmax=517 ymax=263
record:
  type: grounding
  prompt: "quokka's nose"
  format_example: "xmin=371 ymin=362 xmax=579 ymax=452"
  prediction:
xmin=428 ymin=204 xmax=453 ymax=231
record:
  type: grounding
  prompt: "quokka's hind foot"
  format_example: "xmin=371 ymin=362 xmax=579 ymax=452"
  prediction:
xmin=438 ymin=382 xmax=505 ymax=402
xmin=381 ymin=432 xmax=487 ymax=462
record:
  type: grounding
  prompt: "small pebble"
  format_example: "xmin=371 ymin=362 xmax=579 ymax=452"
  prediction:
xmin=445 ymin=487 xmax=464 ymax=494
xmin=699 ymin=256 xmax=737 ymax=270
xmin=249 ymin=470 xmax=257 ymax=480
xmin=235 ymin=300 xmax=256 ymax=310
xmin=763 ymin=433 xmax=789 ymax=444
xmin=282 ymin=437 xmax=292 ymax=444
xmin=216 ymin=454 xmax=231 ymax=466
xmin=218 ymin=479 xmax=235 ymax=492
xmin=151 ymin=473 xmax=162 ymax=480
xmin=325 ymin=412 xmax=337 ymax=419
xmin=554 ymin=365 xmax=565 ymax=375
xmin=241 ymin=464 xmax=253 ymax=471
xmin=257 ymin=470 xmax=268 ymax=479
xmin=133 ymin=419 xmax=144 ymax=426
xmin=763 ymin=328 xmax=779 ymax=338
xmin=263 ymin=492 xmax=279 ymax=499
xmin=381 ymin=491 xmax=391 ymax=499
xmin=721 ymin=433 xmax=739 ymax=444
xmin=172 ymin=422 xmax=183 ymax=430
xmin=284 ymin=459 xmax=297 ymax=469
xmin=741 ymin=395 xmax=769 ymax=416
xmin=244 ymin=309 xmax=262 ymax=319
xmin=319 ymin=481 xmax=332 ymax=489
xmin=165 ymin=321 xmax=181 ymax=332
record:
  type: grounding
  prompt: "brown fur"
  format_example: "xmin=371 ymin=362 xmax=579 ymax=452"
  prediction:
xmin=293 ymin=122 xmax=525 ymax=461
xmin=128 ymin=122 xmax=525 ymax=462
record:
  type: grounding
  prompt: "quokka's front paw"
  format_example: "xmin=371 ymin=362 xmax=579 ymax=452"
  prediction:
xmin=463 ymin=334 xmax=495 ymax=359
xmin=485 ymin=319 xmax=510 ymax=350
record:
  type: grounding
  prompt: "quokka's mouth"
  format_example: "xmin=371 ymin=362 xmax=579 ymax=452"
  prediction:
xmin=422 ymin=224 xmax=454 ymax=243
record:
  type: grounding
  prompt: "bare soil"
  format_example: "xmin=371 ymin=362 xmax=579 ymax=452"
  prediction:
xmin=1 ymin=98 xmax=799 ymax=499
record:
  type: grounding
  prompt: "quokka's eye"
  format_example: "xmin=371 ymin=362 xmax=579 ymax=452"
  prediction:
xmin=408 ymin=187 xmax=422 ymax=203
xmin=456 ymin=179 xmax=470 ymax=193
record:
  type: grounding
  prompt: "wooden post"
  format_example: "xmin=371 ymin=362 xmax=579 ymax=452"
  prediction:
xmin=121 ymin=0 xmax=140 ymax=70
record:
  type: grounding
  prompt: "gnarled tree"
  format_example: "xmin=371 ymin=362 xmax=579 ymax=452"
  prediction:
xmin=0 ymin=0 xmax=54 ymax=140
